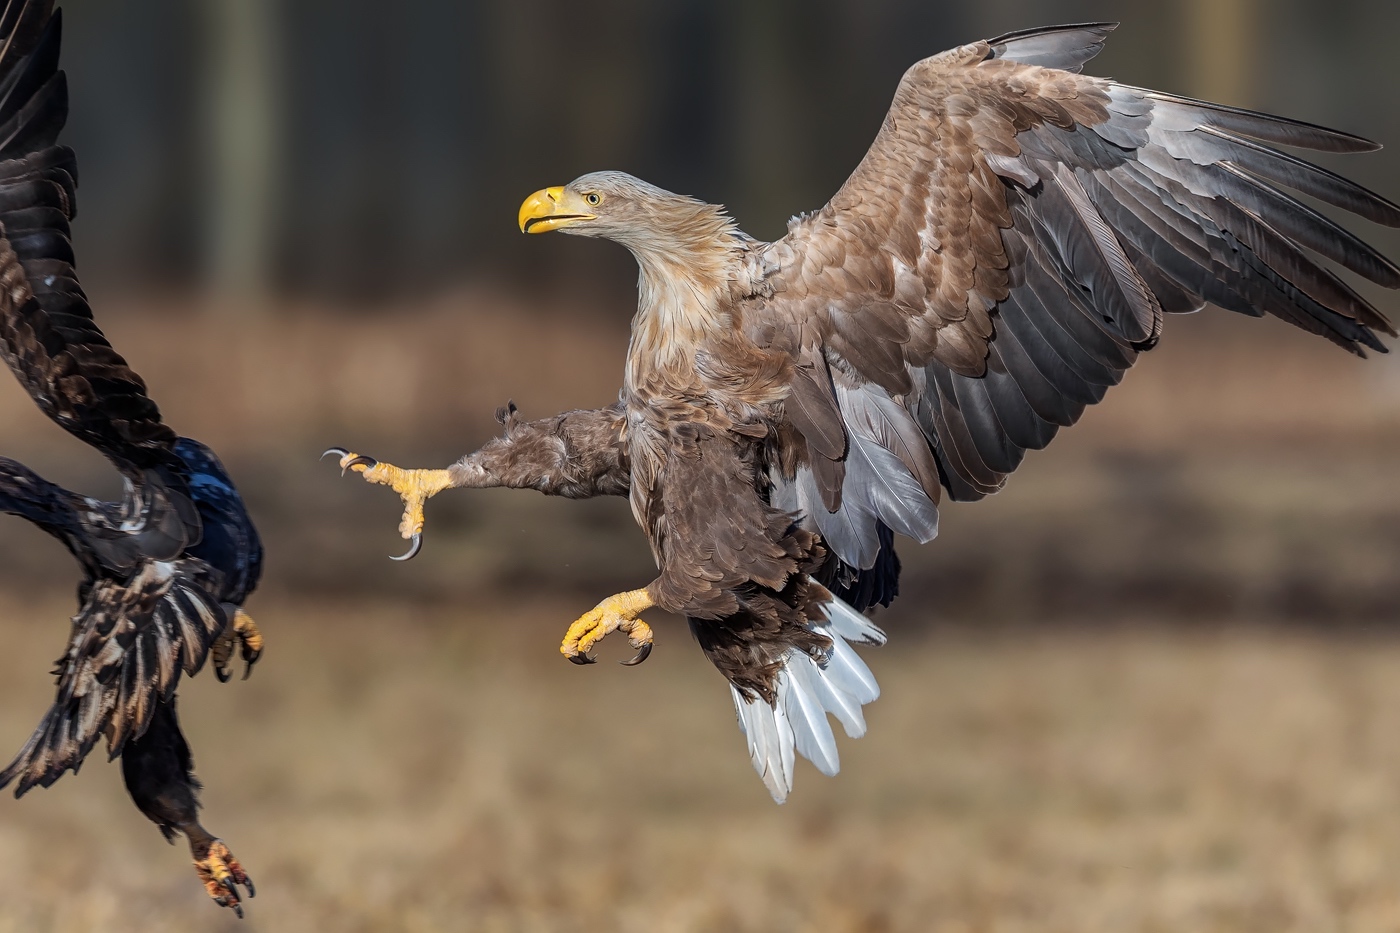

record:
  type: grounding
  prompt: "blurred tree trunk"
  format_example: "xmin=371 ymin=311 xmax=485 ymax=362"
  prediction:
xmin=1184 ymin=0 xmax=1260 ymax=106
xmin=203 ymin=0 xmax=278 ymax=307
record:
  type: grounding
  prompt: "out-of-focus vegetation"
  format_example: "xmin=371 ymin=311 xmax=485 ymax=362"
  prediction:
xmin=56 ymin=0 xmax=1400 ymax=302
xmin=8 ymin=594 xmax=1400 ymax=932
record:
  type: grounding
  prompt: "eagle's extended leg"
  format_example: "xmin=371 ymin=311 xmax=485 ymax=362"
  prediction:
xmin=560 ymin=587 xmax=655 ymax=665
xmin=327 ymin=406 xmax=658 ymax=659
xmin=121 ymin=698 xmax=253 ymax=918
xmin=326 ymin=404 xmax=631 ymax=561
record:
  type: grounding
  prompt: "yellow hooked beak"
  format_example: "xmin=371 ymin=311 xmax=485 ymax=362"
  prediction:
xmin=518 ymin=186 xmax=596 ymax=234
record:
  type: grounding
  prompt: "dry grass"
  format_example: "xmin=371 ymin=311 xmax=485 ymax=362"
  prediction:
xmin=5 ymin=591 xmax=1400 ymax=931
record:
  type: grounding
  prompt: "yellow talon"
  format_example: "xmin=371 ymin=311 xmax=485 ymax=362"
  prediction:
xmin=560 ymin=588 xmax=655 ymax=665
xmin=212 ymin=608 xmax=264 ymax=682
xmin=339 ymin=452 xmax=452 ymax=538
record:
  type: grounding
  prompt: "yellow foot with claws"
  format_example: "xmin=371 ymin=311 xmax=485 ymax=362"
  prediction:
xmin=323 ymin=448 xmax=452 ymax=560
xmin=193 ymin=838 xmax=254 ymax=919
xmin=561 ymin=588 xmax=656 ymax=666
xmin=212 ymin=608 xmax=264 ymax=683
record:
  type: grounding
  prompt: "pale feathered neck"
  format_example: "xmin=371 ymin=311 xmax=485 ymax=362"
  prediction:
xmin=619 ymin=200 xmax=741 ymax=290
xmin=622 ymin=201 xmax=745 ymax=386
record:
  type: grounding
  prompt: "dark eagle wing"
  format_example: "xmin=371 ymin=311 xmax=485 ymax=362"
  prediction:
xmin=0 ymin=3 xmax=196 ymax=560
xmin=0 ymin=557 xmax=228 ymax=796
xmin=0 ymin=453 xmax=80 ymax=544
xmin=0 ymin=4 xmax=182 ymax=476
xmin=748 ymin=23 xmax=1399 ymax=571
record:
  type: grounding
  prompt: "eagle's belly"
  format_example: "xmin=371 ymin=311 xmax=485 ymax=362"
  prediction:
xmin=621 ymin=391 xmax=818 ymax=618
xmin=621 ymin=303 xmax=797 ymax=583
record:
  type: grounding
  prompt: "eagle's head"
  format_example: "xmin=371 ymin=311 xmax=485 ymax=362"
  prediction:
xmin=518 ymin=171 xmax=737 ymax=262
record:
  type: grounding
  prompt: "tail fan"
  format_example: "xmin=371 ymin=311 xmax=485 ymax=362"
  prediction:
xmin=730 ymin=594 xmax=886 ymax=802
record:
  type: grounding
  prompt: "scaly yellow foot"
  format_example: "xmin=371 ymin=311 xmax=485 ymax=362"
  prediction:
xmin=323 ymin=448 xmax=452 ymax=560
xmin=561 ymin=588 xmax=655 ymax=666
xmin=212 ymin=608 xmax=264 ymax=683
xmin=193 ymin=838 xmax=254 ymax=919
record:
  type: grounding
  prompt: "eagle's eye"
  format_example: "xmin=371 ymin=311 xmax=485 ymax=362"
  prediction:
xmin=584 ymin=192 xmax=602 ymax=207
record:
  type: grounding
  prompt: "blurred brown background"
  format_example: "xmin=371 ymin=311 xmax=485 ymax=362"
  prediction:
xmin=5 ymin=0 xmax=1400 ymax=929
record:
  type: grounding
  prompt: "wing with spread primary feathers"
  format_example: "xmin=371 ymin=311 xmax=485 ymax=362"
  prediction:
xmin=0 ymin=558 xmax=228 ymax=796
xmin=749 ymin=23 xmax=1399 ymax=571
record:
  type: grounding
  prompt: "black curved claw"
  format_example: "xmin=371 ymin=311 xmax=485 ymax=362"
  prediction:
xmin=241 ymin=640 xmax=263 ymax=678
xmin=389 ymin=533 xmax=422 ymax=562
xmin=322 ymin=447 xmax=379 ymax=476
xmin=214 ymin=665 xmax=232 ymax=684
xmin=620 ymin=642 xmax=653 ymax=666
xmin=232 ymin=902 xmax=244 ymax=920
xmin=222 ymin=876 xmax=239 ymax=894
xmin=244 ymin=876 xmax=256 ymax=898
xmin=568 ymin=652 xmax=597 ymax=665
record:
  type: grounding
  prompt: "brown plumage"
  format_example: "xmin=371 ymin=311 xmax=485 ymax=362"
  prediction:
xmin=0 ymin=1 xmax=261 ymax=915
xmin=337 ymin=23 xmax=1398 ymax=801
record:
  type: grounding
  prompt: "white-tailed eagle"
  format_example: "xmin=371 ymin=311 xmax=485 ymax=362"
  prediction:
xmin=331 ymin=23 xmax=1397 ymax=801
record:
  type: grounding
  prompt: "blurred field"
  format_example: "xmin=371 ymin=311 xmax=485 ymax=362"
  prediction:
xmin=3 ymin=291 xmax=1400 ymax=618
xmin=2 ymin=295 xmax=1400 ymax=930
xmin=9 ymin=594 xmax=1400 ymax=931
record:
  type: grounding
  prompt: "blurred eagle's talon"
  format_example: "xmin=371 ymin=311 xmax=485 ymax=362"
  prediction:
xmin=621 ymin=641 xmax=652 ymax=666
xmin=193 ymin=838 xmax=251 ymax=918
xmin=568 ymin=653 xmax=597 ymax=665
xmin=214 ymin=609 xmax=264 ymax=683
xmin=234 ymin=609 xmax=263 ymax=665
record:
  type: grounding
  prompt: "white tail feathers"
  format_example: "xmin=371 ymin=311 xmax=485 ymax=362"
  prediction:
xmin=730 ymin=594 xmax=886 ymax=803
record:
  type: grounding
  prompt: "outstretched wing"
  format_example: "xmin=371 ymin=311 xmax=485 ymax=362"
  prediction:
xmin=0 ymin=3 xmax=197 ymax=559
xmin=0 ymin=557 xmax=228 ymax=796
xmin=0 ymin=3 xmax=181 ymax=475
xmin=750 ymin=23 xmax=1399 ymax=570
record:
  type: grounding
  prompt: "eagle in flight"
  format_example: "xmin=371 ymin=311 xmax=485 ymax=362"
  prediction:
xmin=332 ymin=23 xmax=1398 ymax=801
xmin=0 ymin=1 xmax=262 ymax=917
